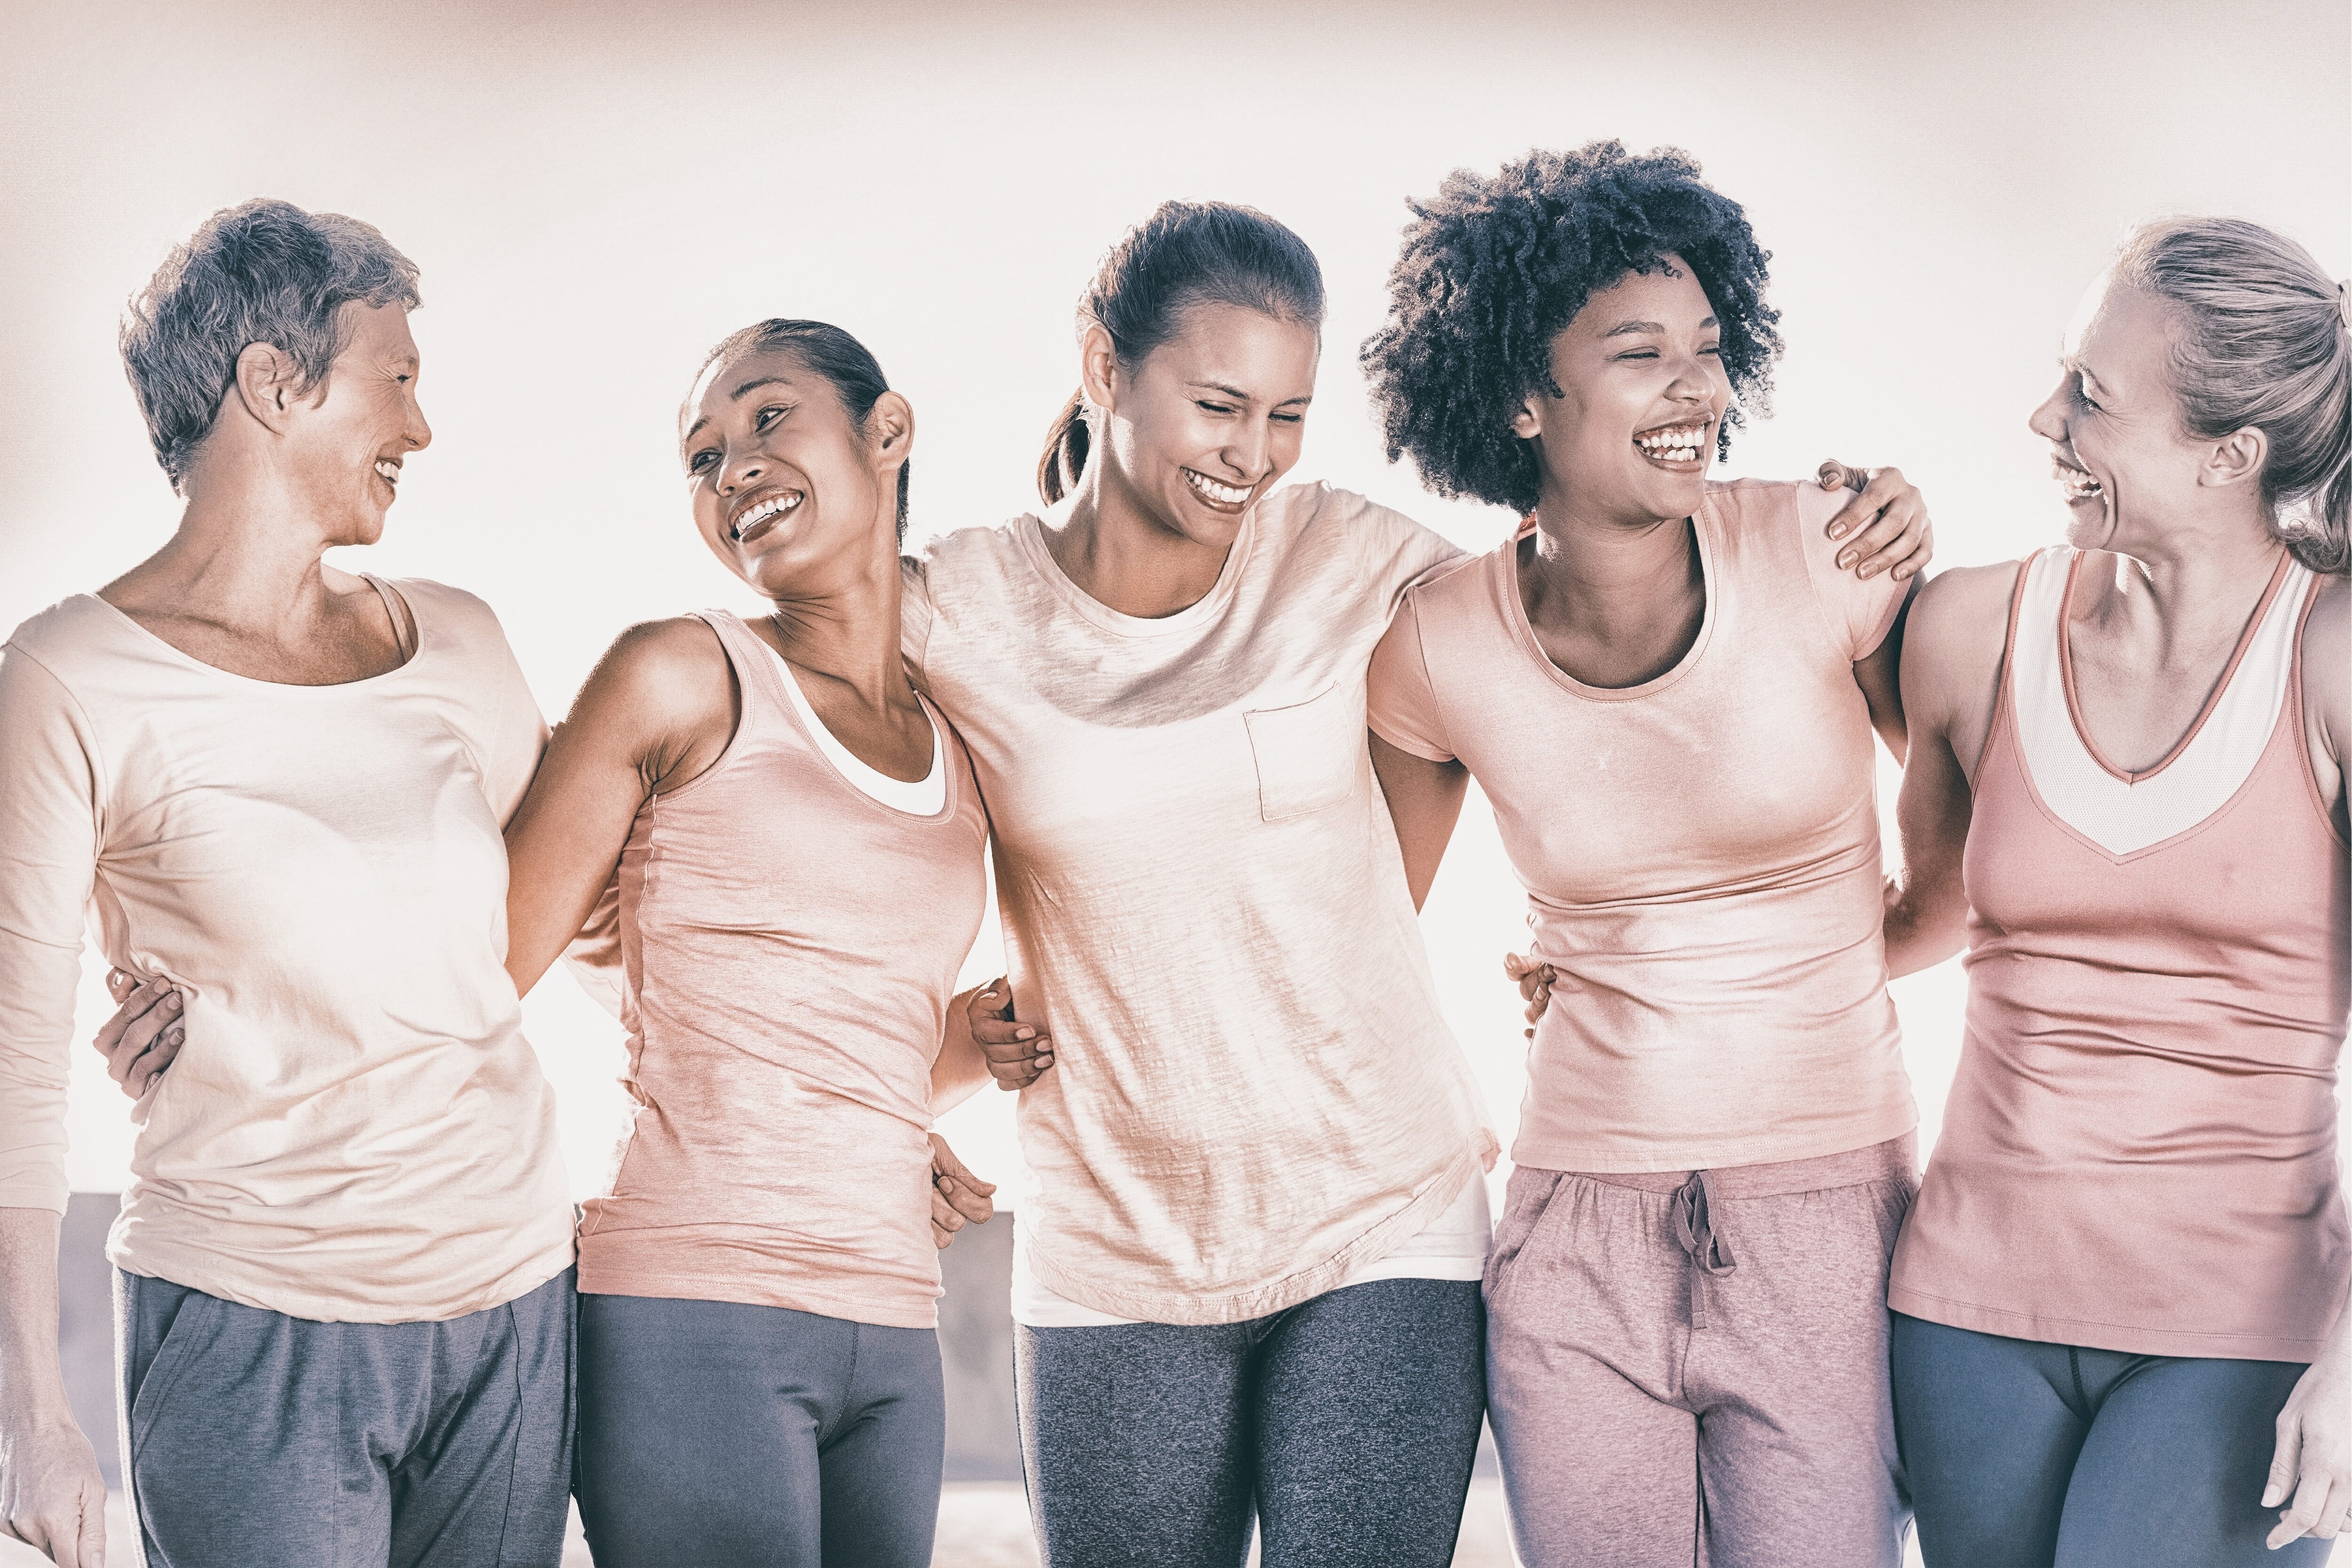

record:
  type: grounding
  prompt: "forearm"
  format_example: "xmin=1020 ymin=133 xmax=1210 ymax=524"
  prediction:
xmin=1369 ymin=732 xmax=1467 ymax=911
xmin=1882 ymin=871 xmax=1969 ymax=979
xmin=0 ymin=1208 xmax=72 ymax=1423
xmin=930 ymin=986 xmax=992 ymax=1115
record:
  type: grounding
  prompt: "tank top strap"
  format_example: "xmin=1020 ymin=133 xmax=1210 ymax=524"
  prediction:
xmin=689 ymin=608 xmax=796 ymax=752
xmin=1981 ymin=551 xmax=2046 ymax=772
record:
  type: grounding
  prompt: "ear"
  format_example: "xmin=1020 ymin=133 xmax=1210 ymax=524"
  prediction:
xmin=1078 ymin=322 xmax=1120 ymax=414
xmin=230 ymin=341 xmax=302 ymax=434
xmin=868 ymin=389 xmax=915 ymax=473
xmin=2200 ymin=426 xmax=2266 ymax=492
xmin=1510 ymin=390 xmax=1545 ymax=442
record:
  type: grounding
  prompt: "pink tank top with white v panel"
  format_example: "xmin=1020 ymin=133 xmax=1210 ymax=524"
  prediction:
xmin=1889 ymin=547 xmax=2351 ymax=1361
xmin=577 ymin=609 xmax=990 ymax=1329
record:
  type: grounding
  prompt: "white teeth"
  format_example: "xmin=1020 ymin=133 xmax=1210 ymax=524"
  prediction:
xmin=1184 ymin=470 xmax=1253 ymax=507
xmin=1635 ymin=426 xmax=1707 ymax=461
xmin=373 ymin=460 xmax=399 ymax=483
xmin=2053 ymin=462 xmax=2104 ymax=500
xmin=733 ymin=492 xmax=803 ymax=534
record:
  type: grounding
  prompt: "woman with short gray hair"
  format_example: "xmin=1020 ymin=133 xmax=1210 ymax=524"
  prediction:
xmin=1883 ymin=215 xmax=2350 ymax=1564
xmin=0 ymin=198 xmax=576 ymax=1568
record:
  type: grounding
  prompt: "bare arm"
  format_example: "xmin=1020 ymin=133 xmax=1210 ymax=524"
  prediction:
xmin=1851 ymin=577 xmax=1919 ymax=764
xmin=501 ymin=620 xmax=736 ymax=998
xmin=0 ymin=1209 xmax=104 ymax=1566
xmin=1370 ymin=731 xmax=1468 ymax=912
xmin=1881 ymin=565 xmax=2016 ymax=979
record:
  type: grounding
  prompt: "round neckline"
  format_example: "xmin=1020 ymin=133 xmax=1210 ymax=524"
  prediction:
xmin=83 ymin=573 xmax=426 ymax=692
xmin=1501 ymin=502 xmax=1718 ymax=703
xmin=1013 ymin=498 xmax=1259 ymax=640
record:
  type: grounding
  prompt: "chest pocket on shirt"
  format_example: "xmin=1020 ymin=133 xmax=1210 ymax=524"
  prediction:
xmin=1243 ymin=682 xmax=1364 ymax=824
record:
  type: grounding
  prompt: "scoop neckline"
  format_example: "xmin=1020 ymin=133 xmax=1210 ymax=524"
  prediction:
xmin=1012 ymin=498 xmax=1259 ymax=639
xmin=82 ymin=573 xmax=426 ymax=691
xmin=1500 ymin=503 xmax=1718 ymax=703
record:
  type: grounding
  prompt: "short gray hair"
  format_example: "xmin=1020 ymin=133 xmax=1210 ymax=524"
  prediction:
xmin=119 ymin=199 xmax=422 ymax=490
xmin=2115 ymin=216 xmax=2351 ymax=575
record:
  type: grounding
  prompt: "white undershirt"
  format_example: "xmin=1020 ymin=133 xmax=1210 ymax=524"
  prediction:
xmin=2012 ymin=548 xmax=2311 ymax=857
xmin=766 ymin=644 xmax=946 ymax=816
xmin=1010 ymin=1163 xmax=1493 ymax=1328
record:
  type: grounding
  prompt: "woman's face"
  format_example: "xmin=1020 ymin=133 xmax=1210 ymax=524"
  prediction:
xmin=2028 ymin=272 xmax=2208 ymax=553
xmin=1089 ymin=301 xmax=1319 ymax=550
xmin=679 ymin=347 xmax=908 ymax=597
xmin=1513 ymin=257 xmax=1729 ymax=526
xmin=284 ymin=301 xmax=432 ymax=546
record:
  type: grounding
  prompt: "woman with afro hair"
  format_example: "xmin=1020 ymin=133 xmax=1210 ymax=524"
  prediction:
xmin=1361 ymin=141 xmax=1931 ymax=1568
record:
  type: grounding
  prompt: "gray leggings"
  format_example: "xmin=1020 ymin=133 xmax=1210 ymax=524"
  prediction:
xmin=574 ymin=1293 xmax=945 ymax=1568
xmin=1891 ymin=1313 xmax=2327 ymax=1567
xmin=1016 ymin=1277 xmax=1486 ymax=1568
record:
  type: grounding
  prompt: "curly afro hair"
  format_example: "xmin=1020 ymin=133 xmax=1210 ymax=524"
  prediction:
xmin=1361 ymin=141 xmax=1783 ymax=516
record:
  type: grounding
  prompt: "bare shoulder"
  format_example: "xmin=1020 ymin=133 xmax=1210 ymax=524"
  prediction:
xmin=569 ymin=615 xmax=735 ymax=737
xmin=1907 ymin=562 xmax=2022 ymax=682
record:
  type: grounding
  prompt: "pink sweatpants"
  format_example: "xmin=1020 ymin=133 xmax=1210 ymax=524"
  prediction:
xmin=1485 ymin=1135 xmax=1917 ymax=1568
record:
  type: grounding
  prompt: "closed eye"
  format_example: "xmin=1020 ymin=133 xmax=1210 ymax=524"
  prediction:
xmin=1196 ymin=400 xmax=1239 ymax=415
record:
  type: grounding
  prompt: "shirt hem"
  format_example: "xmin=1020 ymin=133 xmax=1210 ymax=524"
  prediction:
xmin=1887 ymin=1284 xmax=2326 ymax=1364
xmin=579 ymin=1268 xmax=938 ymax=1331
xmin=1023 ymin=1143 xmax=1486 ymax=1327
xmin=1511 ymin=1109 xmax=1919 ymax=1177
xmin=111 ymin=1230 xmax=578 ymax=1326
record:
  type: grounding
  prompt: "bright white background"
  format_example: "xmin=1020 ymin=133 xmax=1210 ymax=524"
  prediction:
xmin=3 ymin=0 xmax=2344 ymax=1207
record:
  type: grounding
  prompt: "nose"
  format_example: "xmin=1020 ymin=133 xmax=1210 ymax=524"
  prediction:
xmin=405 ymin=390 xmax=432 ymax=453
xmin=1219 ymin=418 xmax=1272 ymax=481
xmin=1664 ymin=348 xmax=1713 ymax=405
xmin=2028 ymin=374 xmax=2070 ymax=443
xmin=718 ymin=452 xmax=765 ymax=496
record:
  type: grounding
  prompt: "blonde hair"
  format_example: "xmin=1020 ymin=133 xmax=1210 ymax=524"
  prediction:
xmin=2114 ymin=217 xmax=2350 ymax=574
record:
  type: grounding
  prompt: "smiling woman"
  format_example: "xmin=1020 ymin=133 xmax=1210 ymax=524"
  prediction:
xmin=0 ymin=198 xmax=579 ymax=1568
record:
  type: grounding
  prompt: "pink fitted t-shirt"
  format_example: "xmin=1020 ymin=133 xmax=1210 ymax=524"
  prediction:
xmin=576 ymin=611 xmax=990 ymax=1329
xmin=1889 ymin=549 xmax=2350 ymax=1361
xmin=1369 ymin=478 xmax=1916 ymax=1173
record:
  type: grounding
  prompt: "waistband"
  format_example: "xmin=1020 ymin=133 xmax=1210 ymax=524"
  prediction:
xmin=1565 ymin=1132 xmax=1916 ymax=1199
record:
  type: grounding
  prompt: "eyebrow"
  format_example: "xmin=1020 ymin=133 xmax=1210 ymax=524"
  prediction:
xmin=682 ymin=375 xmax=799 ymax=443
xmin=1186 ymin=379 xmax=1312 ymax=407
xmin=2062 ymin=357 xmax=2111 ymax=396
xmin=1602 ymin=315 xmax=1718 ymax=339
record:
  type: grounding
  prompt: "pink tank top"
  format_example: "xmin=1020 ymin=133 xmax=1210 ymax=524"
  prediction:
xmin=1890 ymin=549 xmax=2351 ymax=1361
xmin=577 ymin=610 xmax=990 ymax=1329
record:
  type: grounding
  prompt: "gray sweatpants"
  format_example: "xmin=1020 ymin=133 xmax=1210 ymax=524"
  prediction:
xmin=1486 ymin=1137 xmax=1916 ymax=1568
xmin=116 ymin=1267 xmax=576 ymax=1568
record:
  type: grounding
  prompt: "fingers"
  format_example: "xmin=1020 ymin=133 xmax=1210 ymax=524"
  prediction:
xmin=971 ymin=987 xmax=1053 ymax=1090
xmin=2265 ymin=1409 xmax=2304 ymax=1510
xmin=107 ymin=966 xmax=138 ymax=1004
xmin=928 ymin=1134 xmax=997 ymax=1199
xmin=2272 ymin=1465 xmax=2337 ymax=1549
xmin=1816 ymin=460 xmax=1869 ymax=493
xmin=93 ymin=979 xmax=181 ymax=1087
xmin=1820 ymin=464 xmax=1925 ymax=578
xmin=930 ymin=1185 xmax=962 ymax=1249
xmin=75 ymin=1478 xmax=104 ymax=1568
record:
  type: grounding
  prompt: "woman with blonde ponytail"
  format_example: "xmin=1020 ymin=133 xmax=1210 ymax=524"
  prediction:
xmin=1883 ymin=217 xmax=2351 ymax=1565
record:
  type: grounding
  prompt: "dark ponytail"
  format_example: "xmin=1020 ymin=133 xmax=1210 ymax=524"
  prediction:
xmin=1037 ymin=390 xmax=1091 ymax=506
xmin=697 ymin=318 xmax=912 ymax=541
xmin=1037 ymin=200 xmax=1326 ymax=505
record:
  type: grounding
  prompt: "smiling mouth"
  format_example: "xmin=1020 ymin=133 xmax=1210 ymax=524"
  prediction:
xmin=1181 ymin=468 xmax=1255 ymax=511
xmin=373 ymin=458 xmax=401 ymax=490
xmin=730 ymin=490 xmax=804 ymax=544
xmin=1634 ymin=422 xmax=1711 ymax=470
xmin=2052 ymin=456 xmax=2104 ymax=504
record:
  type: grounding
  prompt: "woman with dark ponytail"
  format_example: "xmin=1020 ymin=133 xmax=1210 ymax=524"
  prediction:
xmin=903 ymin=198 xmax=1932 ymax=1565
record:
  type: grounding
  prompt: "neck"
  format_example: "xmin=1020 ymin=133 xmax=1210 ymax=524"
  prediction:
xmin=2084 ymin=504 xmax=2288 ymax=652
xmin=1047 ymin=459 xmax=1231 ymax=619
xmin=764 ymin=533 xmax=912 ymax=707
xmin=106 ymin=466 xmax=344 ymax=631
xmin=1522 ymin=484 xmax=1701 ymax=638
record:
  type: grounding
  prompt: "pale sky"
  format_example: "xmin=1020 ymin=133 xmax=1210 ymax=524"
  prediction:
xmin=3 ymin=0 xmax=2344 ymax=1202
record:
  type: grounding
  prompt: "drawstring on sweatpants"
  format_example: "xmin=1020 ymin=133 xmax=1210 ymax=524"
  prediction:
xmin=1672 ymin=1169 xmax=1737 ymax=1329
